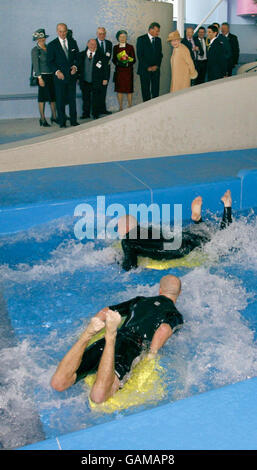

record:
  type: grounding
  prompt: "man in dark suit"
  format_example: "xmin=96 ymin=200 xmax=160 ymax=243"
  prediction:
xmin=194 ymin=26 xmax=208 ymax=85
xmin=136 ymin=22 xmax=163 ymax=102
xmin=213 ymin=22 xmax=232 ymax=76
xmin=47 ymin=23 xmax=79 ymax=127
xmin=182 ymin=26 xmax=204 ymax=85
xmin=221 ymin=22 xmax=240 ymax=76
xmin=79 ymin=39 xmax=108 ymax=120
xmin=206 ymin=25 xmax=227 ymax=82
xmin=96 ymin=27 xmax=113 ymax=115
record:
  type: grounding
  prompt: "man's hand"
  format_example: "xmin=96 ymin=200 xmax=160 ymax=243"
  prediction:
xmin=147 ymin=65 xmax=158 ymax=72
xmin=56 ymin=70 xmax=65 ymax=80
xmin=38 ymin=77 xmax=45 ymax=87
xmin=103 ymin=80 xmax=108 ymax=86
xmin=86 ymin=316 xmax=105 ymax=336
xmin=146 ymin=351 xmax=157 ymax=361
xmin=70 ymin=65 xmax=77 ymax=75
xmin=105 ymin=309 xmax=121 ymax=336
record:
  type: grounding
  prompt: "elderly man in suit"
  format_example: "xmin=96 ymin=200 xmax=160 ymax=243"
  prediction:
xmin=136 ymin=22 xmax=163 ymax=102
xmin=96 ymin=27 xmax=113 ymax=115
xmin=206 ymin=25 xmax=227 ymax=82
xmin=79 ymin=39 xmax=108 ymax=120
xmin=182 ymin=26 xmax=204 ymax=64
xmin=47 ymin=23 xmax=79 ymax=128
xmin=221 ymin=22 xmax=240 ymax=76
xmin=212 ymin=22 xmax=232 ymax=76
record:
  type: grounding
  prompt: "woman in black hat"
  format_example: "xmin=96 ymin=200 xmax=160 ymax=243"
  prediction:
xmin=31 ymin=29 xmax=57 ymax=126
xmin=112 ymin=30 xmax=136 ymax=111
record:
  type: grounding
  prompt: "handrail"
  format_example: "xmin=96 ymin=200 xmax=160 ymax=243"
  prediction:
xmin=245 ymin=65 xmax=257 ymax=73
xmin=193 ymin=0 xmax=225 ymax=34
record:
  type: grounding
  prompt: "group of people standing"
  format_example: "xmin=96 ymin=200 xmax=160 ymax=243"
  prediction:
xmin=31 ymin=24 xmax=113 ymax=127
xmin=169 ymin=22 xmax=240 ymax=92
xmin=31 ymin=21 xmax=239 ymax=127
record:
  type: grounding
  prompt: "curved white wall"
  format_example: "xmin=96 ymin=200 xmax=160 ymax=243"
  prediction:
xmin=0 ymin=73 xmax=256 ymax=173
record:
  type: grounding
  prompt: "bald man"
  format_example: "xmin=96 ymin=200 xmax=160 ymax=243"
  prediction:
xmin=119 ymin=191 xmax=232 ymax=271
xmin=51 ymin=275 xmax=183 ymax=404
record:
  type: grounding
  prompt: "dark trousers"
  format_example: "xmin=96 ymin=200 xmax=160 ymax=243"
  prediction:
xmin=227 ymin=59 xmax=233 ymax=77
xmin=195 ymin=60 xmax=207 ymax=85
xmin=139 ymin=70 xmax=160 ymax=102
xmin=98 ymin=81 xmax=109 ymax=112
xmin=80 ymin=81 xmax=101 ymax=118
xmin=54 ymin=78 xmax=77 ymax=126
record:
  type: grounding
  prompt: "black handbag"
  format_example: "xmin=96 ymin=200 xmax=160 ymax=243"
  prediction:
xmin=30 ymin=64 xmax=38 ymax=86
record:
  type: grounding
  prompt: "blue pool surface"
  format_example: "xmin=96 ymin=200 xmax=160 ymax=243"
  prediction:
xmin=0 ymin=148 xmax=257 ymax=450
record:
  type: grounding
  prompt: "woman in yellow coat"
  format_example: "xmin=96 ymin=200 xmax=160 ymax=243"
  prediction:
xmin=167 ymin=30 xmax=198 ymax=92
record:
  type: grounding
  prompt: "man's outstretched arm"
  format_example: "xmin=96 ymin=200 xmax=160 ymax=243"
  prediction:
xmin=149 ymin=323 xmax=173 ymax=356
xmin=50 ymin=309 xmax=109 ymax=392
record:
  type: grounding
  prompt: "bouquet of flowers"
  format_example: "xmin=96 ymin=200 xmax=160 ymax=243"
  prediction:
xmin=117 ymin=50 xmax=134 ymax=66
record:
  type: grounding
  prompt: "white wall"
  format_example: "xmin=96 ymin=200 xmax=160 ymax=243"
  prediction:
xmin=0 ymin=73 xmax=256 ymax=173
xmin=185 ymin=0 xmax=228 ymax=25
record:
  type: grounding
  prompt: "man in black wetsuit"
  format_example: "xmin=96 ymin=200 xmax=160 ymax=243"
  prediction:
xmin=51 ymin=275 xmax=183 ymax=404
xmin=118 ymin=190 xmax=232 ymax=271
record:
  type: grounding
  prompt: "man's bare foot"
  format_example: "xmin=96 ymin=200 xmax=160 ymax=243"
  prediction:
xmin=221 ymin=190 xmax=232 ymax=208
xmin=105 ymin=309 xmax=121 ymax=337
xmin=191 ymin=196 xmax=203 ymax=222
xmin=85 ymin=316 xmax=105 ymax=338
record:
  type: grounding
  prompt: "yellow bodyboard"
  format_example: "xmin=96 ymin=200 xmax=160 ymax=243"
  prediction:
xmin=84 ymin=355 xmax=166 ymax=413
xmin=138 ymin=250 xmax=207 ymax=270
xmin=113 ymin=240 xmax=207 ymax=270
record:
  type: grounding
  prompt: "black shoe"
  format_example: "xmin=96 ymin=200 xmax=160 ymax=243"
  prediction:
xmin=93 ymin=115 xmax=99 ymax=120
xmin=71 ymin=122 xmax=80 ymax=126
xmin=39 ymin=118 xmax=51 ymax=127
xmin=60 ymin=123 xmax=66 ymax=128
xmin=80 ymin=114 xmax=90 ymax=119
xmin=50 ymin=117 xmax=59 ymax=124
xmin=101 ymin=110 xmax=112 ymax=115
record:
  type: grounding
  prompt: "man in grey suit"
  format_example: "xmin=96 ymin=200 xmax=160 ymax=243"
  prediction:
xmin=96 ymin=27 xmax=113 ymax=115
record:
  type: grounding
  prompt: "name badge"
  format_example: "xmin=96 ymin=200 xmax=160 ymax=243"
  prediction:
xmin=96 ymin=61 xmax=102 ymax=68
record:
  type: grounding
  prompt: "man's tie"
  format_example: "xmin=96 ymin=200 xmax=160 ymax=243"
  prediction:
xmin=100 ymin=40 xmax=104 ymax=53
xmin=190 ymin=38 xmax=196 ymax=58
xmin=62 ymin=39 xmax=69 ymax=59
xmin=151 ymin=37 xmax=155 ymax=48
xmin=89 ymin=52 xmax=93 ymax=60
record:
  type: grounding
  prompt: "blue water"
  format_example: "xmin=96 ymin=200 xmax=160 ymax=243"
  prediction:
xmin=0 ymin=209 xmax=257 ymax=449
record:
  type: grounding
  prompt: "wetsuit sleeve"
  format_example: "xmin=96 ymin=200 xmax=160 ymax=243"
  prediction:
xmin=109 ymin=296 xmax=142 ymax=317
xmin=220 ymin=207 xmax=232 ymax=230
xmin=164 ymin=306 xmax=184 ymax=332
